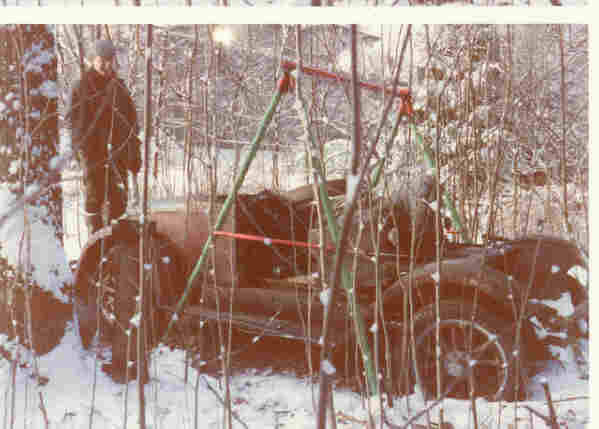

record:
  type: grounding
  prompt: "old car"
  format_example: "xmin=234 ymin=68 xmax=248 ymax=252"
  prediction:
xmin=73 ymin=178 xmax=588 ymax=400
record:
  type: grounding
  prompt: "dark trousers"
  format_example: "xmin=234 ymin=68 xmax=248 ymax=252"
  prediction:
xmin=82 ymin=158 xmax=128 ymax=234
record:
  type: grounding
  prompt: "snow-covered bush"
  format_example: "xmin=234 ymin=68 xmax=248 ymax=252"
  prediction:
xmin=0 ymin=185 xmax=72 ymax=356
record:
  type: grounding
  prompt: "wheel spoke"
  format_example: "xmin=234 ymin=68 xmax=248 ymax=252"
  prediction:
xmin=449 ymin=324 xmax=461 ymax=353
xmin=103 ymin=285 xmax=116 ymax=294
xmin=438 ymin=329 xmax=454 ymax=354
xmin=418 ymin=359 xmax=437 ymax=372
xmin=470 ymin=334 xmax=499 ymax=357
xmin=475 ymin=358 xmax=505 ymax=368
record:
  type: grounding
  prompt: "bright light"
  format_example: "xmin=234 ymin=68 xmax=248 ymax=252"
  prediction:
xmin=213 ymin=26 xmax=233 ymax=46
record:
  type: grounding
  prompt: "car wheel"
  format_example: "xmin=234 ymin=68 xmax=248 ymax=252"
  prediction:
xmin=411 ymin=300 xmax=523 ymax=401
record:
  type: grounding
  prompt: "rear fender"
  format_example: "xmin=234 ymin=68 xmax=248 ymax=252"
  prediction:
xmin=73 ymin=220 xmax=183 ymax=301
xmin=491 ymin=235 xmax=587 ymax=302
xmin=74 ymin=220 xmax=140 ymax=296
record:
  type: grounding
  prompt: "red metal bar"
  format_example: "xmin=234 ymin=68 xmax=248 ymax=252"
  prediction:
xmin=281 ymin=60 xmax=411 ymax=98
xmin=213 ymin=230 xmax=405 ymax=259
xmin=213 ymin=230 xmax=335 ymax=251
xmin=277 ymin=70 xmax=294 ymax=94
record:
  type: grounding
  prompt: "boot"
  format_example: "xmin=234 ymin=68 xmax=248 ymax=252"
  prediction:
xmin=86 ymin=214 xmax=103 ymax=236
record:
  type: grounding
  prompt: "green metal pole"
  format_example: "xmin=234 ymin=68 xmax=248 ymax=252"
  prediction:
xmin=163 ymin=75 xmax=288 ymax=340
xmin=411 ymin=124 xmax=471 ymax=243
xmin=292 ymin=53 xmax=379 ymax=395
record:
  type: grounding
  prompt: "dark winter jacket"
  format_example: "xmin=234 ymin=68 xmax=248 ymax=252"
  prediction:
xmin=68 ymin=68 xmax=141 ymax=174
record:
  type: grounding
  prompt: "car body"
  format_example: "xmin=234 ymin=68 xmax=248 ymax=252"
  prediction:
xmin=73 ymin=179 xmax=588 ymax=399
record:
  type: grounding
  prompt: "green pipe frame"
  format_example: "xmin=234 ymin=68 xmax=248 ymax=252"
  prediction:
xmin=292 ymin=68 xmax=379 ymax=396
xmin=163 ymin=74 xmax=288 ymax=340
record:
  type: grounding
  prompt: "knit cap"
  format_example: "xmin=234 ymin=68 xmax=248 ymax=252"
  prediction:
xmin=94 ymin=40 xmax=116 ymax=59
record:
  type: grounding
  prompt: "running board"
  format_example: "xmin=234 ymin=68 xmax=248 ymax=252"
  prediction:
xmin=179 ymin=305 xmax=327 ymax=345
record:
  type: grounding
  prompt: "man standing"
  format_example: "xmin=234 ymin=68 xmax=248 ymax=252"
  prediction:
xmin=69 ymin=39 xmax=141 ymax=234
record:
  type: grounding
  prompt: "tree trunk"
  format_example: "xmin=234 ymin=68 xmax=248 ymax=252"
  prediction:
xmin=1 ymin=25 xmax=62 ymax=242
xmin=558 ymin=25 xmax=572 ymax=237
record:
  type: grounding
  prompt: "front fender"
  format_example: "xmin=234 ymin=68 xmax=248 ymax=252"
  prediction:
xmin=382 ymin=255 xmax=524 ymax=312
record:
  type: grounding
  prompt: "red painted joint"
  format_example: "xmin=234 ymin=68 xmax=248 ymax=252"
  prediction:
xmin=281 ymin=60 xmax=411 ymax=99
xmin=278 ymin=72 xmax=295 ymax=94
xmin=399 ymin=95 xmax=414 ymax=117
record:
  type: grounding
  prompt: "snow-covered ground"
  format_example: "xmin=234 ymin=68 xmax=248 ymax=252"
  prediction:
xmin=0 ymin=0 xmax=591 ymax=5
xmin=0 ymin=323 xmax=590 ymax=428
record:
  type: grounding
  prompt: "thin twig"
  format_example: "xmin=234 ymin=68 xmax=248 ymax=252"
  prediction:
xmin=200 ymin=375 xmax=250 ymax=429
xmin=542 ymin=380 xmax=560 ymax=429
xmin=522 ymin=405 xmax=553 ymax=426
xmin=552 ymin=395 xmax=589 ymax=403
xmin=38 ymin=392 xmax=49 ymax=429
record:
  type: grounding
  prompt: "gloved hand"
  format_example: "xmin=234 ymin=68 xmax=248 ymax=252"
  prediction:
xmin=129 ymin=136 xmax=143 ymax=174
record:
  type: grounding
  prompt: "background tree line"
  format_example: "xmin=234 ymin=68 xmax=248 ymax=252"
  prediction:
xmin=54 ymin=24 xmax=588 ymax=250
